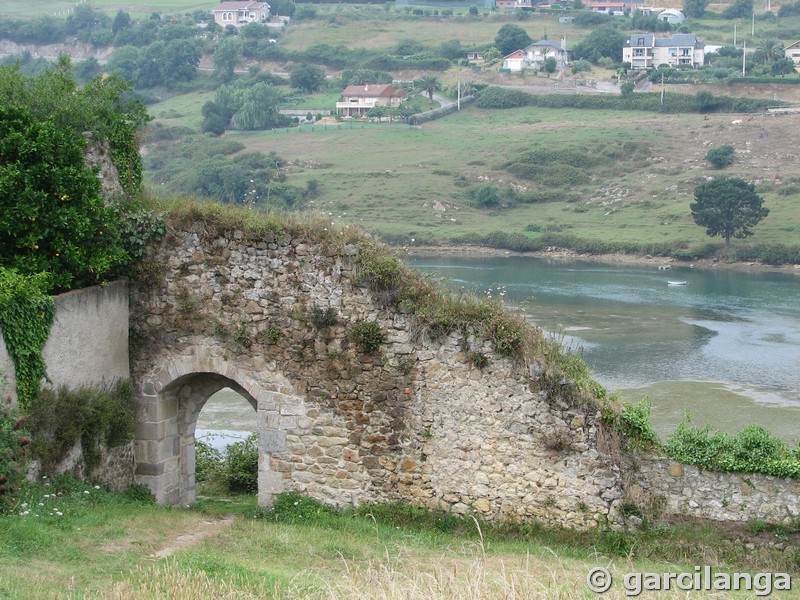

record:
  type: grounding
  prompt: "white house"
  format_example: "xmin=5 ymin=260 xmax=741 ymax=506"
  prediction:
xmin=623 ymin=33 xmax=704 ymax=69
xmin=786 ymin=40 xmax=800 ymax=71
xmin=502 ymin=49 xmax=526 ymax=71
xmin=211 ymin=1 xmax=270 ymax=28
xmin=523 ymin=37 xmax=572 ymax=70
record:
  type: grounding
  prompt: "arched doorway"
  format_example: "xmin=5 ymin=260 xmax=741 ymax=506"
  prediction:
xmin=135 ymin=371 xmax=280 ymax=507
xmin=195 ymin=387 xmax=258 ymax=496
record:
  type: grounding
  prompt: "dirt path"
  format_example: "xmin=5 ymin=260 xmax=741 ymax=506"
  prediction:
xmin=150 ymin=514 xmax=237 ymax=559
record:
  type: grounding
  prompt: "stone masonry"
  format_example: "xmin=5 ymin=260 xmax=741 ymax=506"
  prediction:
xmin=129 ymin=224 xmax=627 ymax=528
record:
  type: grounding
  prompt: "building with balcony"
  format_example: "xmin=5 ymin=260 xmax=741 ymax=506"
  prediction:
xmin=336 ymin=84 xmax=406 ymax=118
xmin=623 ymin=33 xmax=704 ymax=69
xmin=211 ymin=1 xmax=270 ymax=28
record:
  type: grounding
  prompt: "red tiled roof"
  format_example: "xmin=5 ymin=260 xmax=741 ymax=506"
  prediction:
xmin=503 ymin=50 xmax=526 ymax=59
xmin=341 ymin=84 xmax=403 ymax=98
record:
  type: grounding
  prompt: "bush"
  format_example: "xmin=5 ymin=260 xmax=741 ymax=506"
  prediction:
xmin=666 ymin=419 xmax=800 ymax=478
xmin=706 ymin=144 xmax=735 ymax=169
xmin=26 ymin=380 xmax=137 ymax=474
xmin=603 ymin=398 xmax=660 ymax=451
xmin=0 ymin=398 xmax=31 ymax=513
xmin=349 ymin=319 xmax=387 ymax=354
xmin=223 ymin=433 xmax=258 ymax=494
xmin=195 ymin=439 xmax=223 ymax=483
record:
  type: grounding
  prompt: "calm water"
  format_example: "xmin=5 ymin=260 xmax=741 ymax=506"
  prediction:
xmin=407 ymin=254 xmax=800 ymax=442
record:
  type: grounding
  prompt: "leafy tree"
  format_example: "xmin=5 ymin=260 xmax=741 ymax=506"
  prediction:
xmin=572 ymin=25 xmax=625 ymax=63
xmin=366 ymin=105 xmax=387 ymax=120
xmin=543 ymin=56 xmax=557 ymax=74
xmin=494 ymin=24 xmax=532 ymax=56
xmin=395 ymin=38 xmax=424 ymax=56
xmin=438 ymin=39 xmax=463 ymax=61
xmin=289 ymin=63 xmax=325 ymax=92
xmin=620 ymin=80 xmax=635 ymax=96
xmin=107 ymin=45 xmax=140 ymax=81
xmin=74 ymin=57 xmax=101 ymax=83
xmin=705 ymin=144 xmax=735 ymax=168
xmin=416 ymin=75 xmax=441 ymax=100
xmin=683 ymin=0 xmax=709 ymax=18
xmin=690 ymin=177 xmax=769 ymax=247
xmin=0 ymin=105 xmax=127 ymax=291
xmin=772 ymin=57 xmax=797 ymax=77
xmin=752 ymin=38 xmax=783 ymax=64
xmin=111 ymin=11 xmax=131 ymax=35
xmin=722 ymin=0 xmax=753 ymax=18
xmin=214 ymin=37 xmax=242 ymax=83
xmin=469 ymin=5 xmax=479 ymax=15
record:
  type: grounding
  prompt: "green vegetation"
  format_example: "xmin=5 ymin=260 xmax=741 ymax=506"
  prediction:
xmin=196 ymin=434 xmax=258 ymax=495
xmin=666 ymin=420 xmax=800 ymax=478
xmin=349 ymin=319 xmax=387 ymax=354
xmin=27 ymin=381 xmax=137 ymax=474
xmin=0 ymin=271 xmax=54 ymax=411
xmin=0 ymin=480 xmax=797 ymax=598
xmin=690 ymin=178 xmax=769 ymax=248
xmin=705 ymin=144 xmax=735 ymax=169
xmin=0 ymin=397 xmax=30 ymax=513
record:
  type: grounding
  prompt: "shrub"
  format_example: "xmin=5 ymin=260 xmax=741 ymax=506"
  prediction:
xmin=666 ymin=419 xmax=800 ymax=478
xmin=349 ymin=319 xmax=387 ymax=354
xmin=223 ymin=433 xmax=258 ymax=494
xmin=310 ymin=306 xmax=337 ymax=328
xmin=195 ymin=439 xmax=223 ymax=483
xmin=603 ymin=398 xmax=660 ymax=451
xmin=26 ymin=380 xmax=137 ymax=473
xmin=706 ymin=144 xmax=735 ymax=169
xmin=0 ymin=398 xmax=31 ymax=513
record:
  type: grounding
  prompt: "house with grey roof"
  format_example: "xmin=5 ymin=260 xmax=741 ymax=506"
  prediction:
xmin=211 ymin=1 xmax=270 ymax=28
xmin=523 ymin=37 xmax=572 ymax=70
xmin=623 ymin=33 xmax=704 ymax=69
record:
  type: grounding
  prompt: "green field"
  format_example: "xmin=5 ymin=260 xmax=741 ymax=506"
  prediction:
xmin=0 ymin=0 xmax=216 ymax=19
xmin=144 ymin=98 xmax=800 ymax=251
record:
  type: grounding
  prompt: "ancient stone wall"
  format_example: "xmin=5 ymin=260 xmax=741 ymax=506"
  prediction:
xmin=633 ymin=458 xmax=800 ymax=527
xmin=130 ymin=225 xmax=626 ymax=528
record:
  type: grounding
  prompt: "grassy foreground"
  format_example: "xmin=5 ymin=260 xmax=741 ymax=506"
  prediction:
xmin=0 ymin=478 xmax=798 ymax=599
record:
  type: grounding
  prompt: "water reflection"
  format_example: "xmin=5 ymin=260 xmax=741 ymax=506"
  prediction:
xmin=407 ymin=254 xmax=800 ymax=441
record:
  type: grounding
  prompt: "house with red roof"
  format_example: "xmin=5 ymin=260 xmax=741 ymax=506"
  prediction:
xmin=335 ymin=84 xmax=406 ymax=117
xmin=211 ymin=1 xmax=270 ymax=28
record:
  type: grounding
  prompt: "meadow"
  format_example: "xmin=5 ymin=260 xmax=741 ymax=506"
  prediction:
xmin=1 ymin=478 xmax=797 ymax=599
xmin=145 ymin=96 xmax=800 ymax=253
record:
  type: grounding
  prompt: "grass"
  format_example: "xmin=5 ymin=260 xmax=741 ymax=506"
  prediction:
xmin=0 ymin=0 xmax=216 ymax=19
xmin=148 ymin=102 xmax=800 ymax=254
xmin=0 ymin=479 xmax=797 ymax=599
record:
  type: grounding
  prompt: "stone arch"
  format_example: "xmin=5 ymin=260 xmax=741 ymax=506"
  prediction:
xmin=134 ymin=356 xmax=298 ymax=507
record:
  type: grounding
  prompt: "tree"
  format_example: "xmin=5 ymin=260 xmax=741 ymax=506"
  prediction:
xmin=494 ymin=24 xmax=532 ymax=56
xmin=289 ymin=63 xmax=325 ymax=92
xmin=214 ymin=37 xmax=242 ymax=83
xmin=690 ymin=178 xmax=769 ymax=247
xmin=772 ymin=57 xmax=797 ymax=77
xmin=752 ymin=38 xmax=783 ymax=64
xmin=572 ymin=25 xmax=625 ymax=63
xmin=417 ymin=75 xmax=441 ymax=101
xmin=705 ymin=144 xmax=735 ymax=168
xmin=111 ymin=10 xmax=131 ymax=35
xmin=722 ymin=0 xmax=753 ymax=18
xmin=543 ymin=56 xmax=557 ymax=74
xmin=366 ymin=105 xmax=387 ymax=121
xmin=683 ymin=0 xmax=709 ymax=18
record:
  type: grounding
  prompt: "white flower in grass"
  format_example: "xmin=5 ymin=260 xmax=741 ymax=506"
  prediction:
xmin=83 ymin=490 xmax=90 ymax=495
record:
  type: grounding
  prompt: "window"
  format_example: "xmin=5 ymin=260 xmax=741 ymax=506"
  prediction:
xmin=634 ymin=48 xmax=645 ymax=56
xmin=637 ymin=37 xmax=645 ymax=46
xmin=222 ymin=11 xmax=232 ymax=21
xmin=680 ymin=48 xmax=690 ymax=56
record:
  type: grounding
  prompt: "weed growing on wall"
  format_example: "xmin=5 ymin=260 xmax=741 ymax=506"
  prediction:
xmin=26 ymin=380 xmax=136 ymax=473
xmin=0 ymin=397 xmax=31 ymax=513
xmin=0 ymin=269 xmax=55 ymax=411
xmin=602 ymin=398 xmax=661 ymax=452
xmin=349 ymin=320 xmax=387 ymax=354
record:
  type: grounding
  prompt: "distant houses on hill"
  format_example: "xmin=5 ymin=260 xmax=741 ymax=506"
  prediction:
xmin=623 ymin=33 xmax=704 ymax=69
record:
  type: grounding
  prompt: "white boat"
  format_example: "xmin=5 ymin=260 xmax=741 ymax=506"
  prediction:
xmin=668 ymin=280 xmax=688 ymax=286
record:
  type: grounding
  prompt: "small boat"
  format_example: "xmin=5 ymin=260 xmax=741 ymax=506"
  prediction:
xmin=668 ymin=280 xmax=688 ymax=286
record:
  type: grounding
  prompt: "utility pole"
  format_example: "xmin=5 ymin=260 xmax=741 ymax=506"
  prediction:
xmin=733 ymin=22 xmax=737 ymax=46
xmin=660 ymin=70 xmax=665 ymax=106
xmin=751 ymin=11 xmax=755 ymax=36
xmin=743 ymin=39 xmax=747 ymax=76
xmin=457 ymin=80 xmax=461 ymax=110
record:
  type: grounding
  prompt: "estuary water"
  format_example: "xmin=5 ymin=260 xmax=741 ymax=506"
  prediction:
xmin=406 ymin=254 xmax=800 ymax=443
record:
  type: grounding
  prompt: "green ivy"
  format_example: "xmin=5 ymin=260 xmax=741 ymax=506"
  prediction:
xmin=0 ymin=395 xmax=31 ymax=513
xmin=0 ymin=269 xmax=54 ymax=411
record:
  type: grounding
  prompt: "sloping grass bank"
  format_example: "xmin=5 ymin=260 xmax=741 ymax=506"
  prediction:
xmin=0 ymin=480 xmax=797 ymax=599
